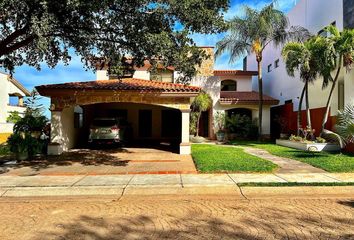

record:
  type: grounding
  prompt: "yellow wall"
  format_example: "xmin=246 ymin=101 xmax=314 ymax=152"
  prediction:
xmin=0 ymin=133 xmax=11 ymax=144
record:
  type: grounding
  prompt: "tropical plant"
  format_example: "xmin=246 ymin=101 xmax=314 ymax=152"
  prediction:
xmin=0 ymin=0 xmax=228 ymax=84
xmin=191 ymin=92 xmax=212 ymax=137
xmin=336 ymin=104 xmax=354 ymax=144
xmin=7 ymin=91 xmax=48 ymax=159
xmin=7 ymin=132 xmax=43 ymax=160
xmin=13 ymin=91 xmax=48 ymax=133
xmin=282 ymin=38 xmax=324 ymax=133
xmin=213 ymin=111 xmax=226 ymax=133
xmin=189 ymin=112 xmax=198 ymax=136
xmin=225 ymin=114 xmax=258 ymax=140
xmin=6 ymin=111 xmax=22 ymax=123
xmin=216 ymin=2 xmax=309 ymax=138
xmin=318 ymin=26 xmax=354 ymax=133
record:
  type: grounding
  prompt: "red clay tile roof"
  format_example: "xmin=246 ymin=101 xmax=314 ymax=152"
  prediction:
xmin=220 ymin=91 xmax=279 ymax=105
xmin=214 ymin=70 xmax=258 ymax=76
xmin=36 ymin=78 xmax=200 ymax=95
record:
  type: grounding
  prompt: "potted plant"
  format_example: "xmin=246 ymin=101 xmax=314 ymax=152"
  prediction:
xmin=214 ymin=112 xmax=226 ymax=142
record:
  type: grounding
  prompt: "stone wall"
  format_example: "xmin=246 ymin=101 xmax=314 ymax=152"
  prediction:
xmin=196 ymin=47 xmax=215 ymax=77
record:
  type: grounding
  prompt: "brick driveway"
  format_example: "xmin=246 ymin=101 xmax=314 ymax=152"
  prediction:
xmin=1 ymin=147 xmax=197 ymax=176
xmin=0 ymin=195 xmax=353 ymax=239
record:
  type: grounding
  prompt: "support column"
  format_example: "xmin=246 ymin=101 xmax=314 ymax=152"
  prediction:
xmin=180 ymin=109 xmax=191 ymax=155
xmin=48 ymin=110 xmax=64 ymax=155
xmin=18 ymin=96 xmax=24 ymax=107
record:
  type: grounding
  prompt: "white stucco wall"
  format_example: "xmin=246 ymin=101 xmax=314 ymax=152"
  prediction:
xmin=247 ymin=0 xmax=349 ymax=116
xmin=50 ymin=107 xmax=79 ymax=151
xmin=191 ymin=75 xmax=271 ymax=135
xmin=0 ymin=72 xmax=28 ymax=126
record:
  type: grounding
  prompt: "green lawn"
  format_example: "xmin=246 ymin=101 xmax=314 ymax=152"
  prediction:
xmin=230 ymin=141 xmax=354 ymax=173
xmin=191 ymin=144 xmax=278 ymax=173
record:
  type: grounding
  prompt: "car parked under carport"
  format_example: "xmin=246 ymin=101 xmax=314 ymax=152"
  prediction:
xmin=36 ymin=78 xmax=200 ymax=155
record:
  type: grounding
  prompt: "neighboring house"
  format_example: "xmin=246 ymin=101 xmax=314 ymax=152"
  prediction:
xmin=0 ymin=72 xmax=30 ymax=133
xmin=36 ymin=47 xmax=279 ymax=155
xmin=246 ymin=0 xmax=354 ymax=138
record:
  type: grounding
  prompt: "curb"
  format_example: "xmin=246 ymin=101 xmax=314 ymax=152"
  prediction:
xmin=1 ymin=185 xmax=353 ymax=199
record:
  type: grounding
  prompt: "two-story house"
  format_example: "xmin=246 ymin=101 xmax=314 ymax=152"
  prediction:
xmin=246 ymin=0 xmax=354 ymax=138
xmin=0 ymin=72 xmax=30 ymax=133
xmin=36 ymin=47 xmax=279 ymax=155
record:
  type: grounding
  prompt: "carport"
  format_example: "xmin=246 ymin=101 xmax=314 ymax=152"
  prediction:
xmin=36 ymin=78 xmax=200 ymax=155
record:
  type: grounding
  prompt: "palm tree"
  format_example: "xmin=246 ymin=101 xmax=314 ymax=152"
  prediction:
xmin=216 ymin=3 xmax=309 ymax=138
xmin=191 ymin=92 xmax=212 ymax=137
xmin=282 ymin=39 xmax=320 ymax=134
xmin=282 ymin=41 xmax=318 ymax=135
xmin=319 ymin=26 xmax=354 ymax=134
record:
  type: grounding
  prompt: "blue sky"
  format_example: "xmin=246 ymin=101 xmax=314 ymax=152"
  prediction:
xmin=6 ymin=0 xmax=298 ymax=116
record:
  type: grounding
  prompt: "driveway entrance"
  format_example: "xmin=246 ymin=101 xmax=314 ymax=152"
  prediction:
xmin=1 ymin=147 xmax=197 ymax=176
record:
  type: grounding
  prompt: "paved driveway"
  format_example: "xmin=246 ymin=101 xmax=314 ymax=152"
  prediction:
xmin=0 ymin=195 xmax=353 ymax=239
xmin=1 ymin=147 xmax=197 ymax=176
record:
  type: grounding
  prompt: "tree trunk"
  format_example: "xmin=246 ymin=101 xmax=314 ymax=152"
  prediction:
xmin=320 ymin=59 xmax=342 ymax=134
xmin=297 ymin=83 xmax=306 ymax=135
xmin=305 ymin=80 xmax=312 ymax=129
xmin=257 ymin=58 xmax=263 ymax=140
xmin=196 ymin=111 xmax=201 ymax=137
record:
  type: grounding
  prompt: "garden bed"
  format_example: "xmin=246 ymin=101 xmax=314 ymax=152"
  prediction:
xmin=276 ymin=139 xmax=341 ymax=152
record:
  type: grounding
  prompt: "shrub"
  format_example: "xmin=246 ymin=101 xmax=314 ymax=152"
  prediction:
xmin=7 ymin=132 xmax=44 ymax=156
xmin=189 ymin=112 xmax=198 ymax=136
xmin=6 ymin=111 xmax=22 ymax=123
xmin=7 ymin=90 xmax=49 ymax=159
xmin=336 ymin=104 xmax=354 ymax=144
xmin=225 ymin=114 xmax=258 ymax=140
xmin=289 ymin=134 xmax=303 ymax=142
xmin=213 ymin=111 xmax=226 ymax=133
xmin=315 ymin=137 xmax=326 ymax=143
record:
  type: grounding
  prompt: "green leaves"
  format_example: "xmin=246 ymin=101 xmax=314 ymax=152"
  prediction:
xmin=216 ymin=2 xmax=309 ymax=62
xmin=336 ymin=104 xmax=354 ymax=144
xmin=0 ymin=0 xmax=228 ymax=82
xmin=191 ymin=92 xmax=212 ymax=113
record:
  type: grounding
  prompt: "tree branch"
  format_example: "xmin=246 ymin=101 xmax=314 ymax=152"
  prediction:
xmin=0 ymin=25 xmax=29 ymax=49
xmin=0 ymin=35 xmax=34 ymax=56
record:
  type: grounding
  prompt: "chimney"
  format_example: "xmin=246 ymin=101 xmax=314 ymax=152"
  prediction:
xmin=91 ymin=57 xmax=109 ymax=80
xmin=196 ymin=46 xmax=215 ymax=77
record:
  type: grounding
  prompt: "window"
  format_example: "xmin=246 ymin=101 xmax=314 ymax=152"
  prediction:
xmin=275 ymin=59 xmax=280 ymax=68
xmin=221 ymin=80 xmax=237 ymax=91
xmin=268 ymin=64 xmax=272 ymax=72
xmin=150 ymin=69 xmax=174 ymax=83
xmin=74 ymin=106 xmax=83 ymax=128
xmin=344 ymin=0 xmax=354 ymax=29
xmin=74 ymin=112 xmax=83 ymax=128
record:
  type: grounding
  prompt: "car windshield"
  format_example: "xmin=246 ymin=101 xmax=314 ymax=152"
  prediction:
xmin=92 ymin=119 xmax=116 ymax=127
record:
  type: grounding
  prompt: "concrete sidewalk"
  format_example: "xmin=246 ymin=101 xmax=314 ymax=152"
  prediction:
xmin=0 ymin=173 xmax=353 ymax=197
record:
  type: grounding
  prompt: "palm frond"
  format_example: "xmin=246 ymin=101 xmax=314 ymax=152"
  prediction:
xmin=336 ymin=104 xmax=354 ymax=144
